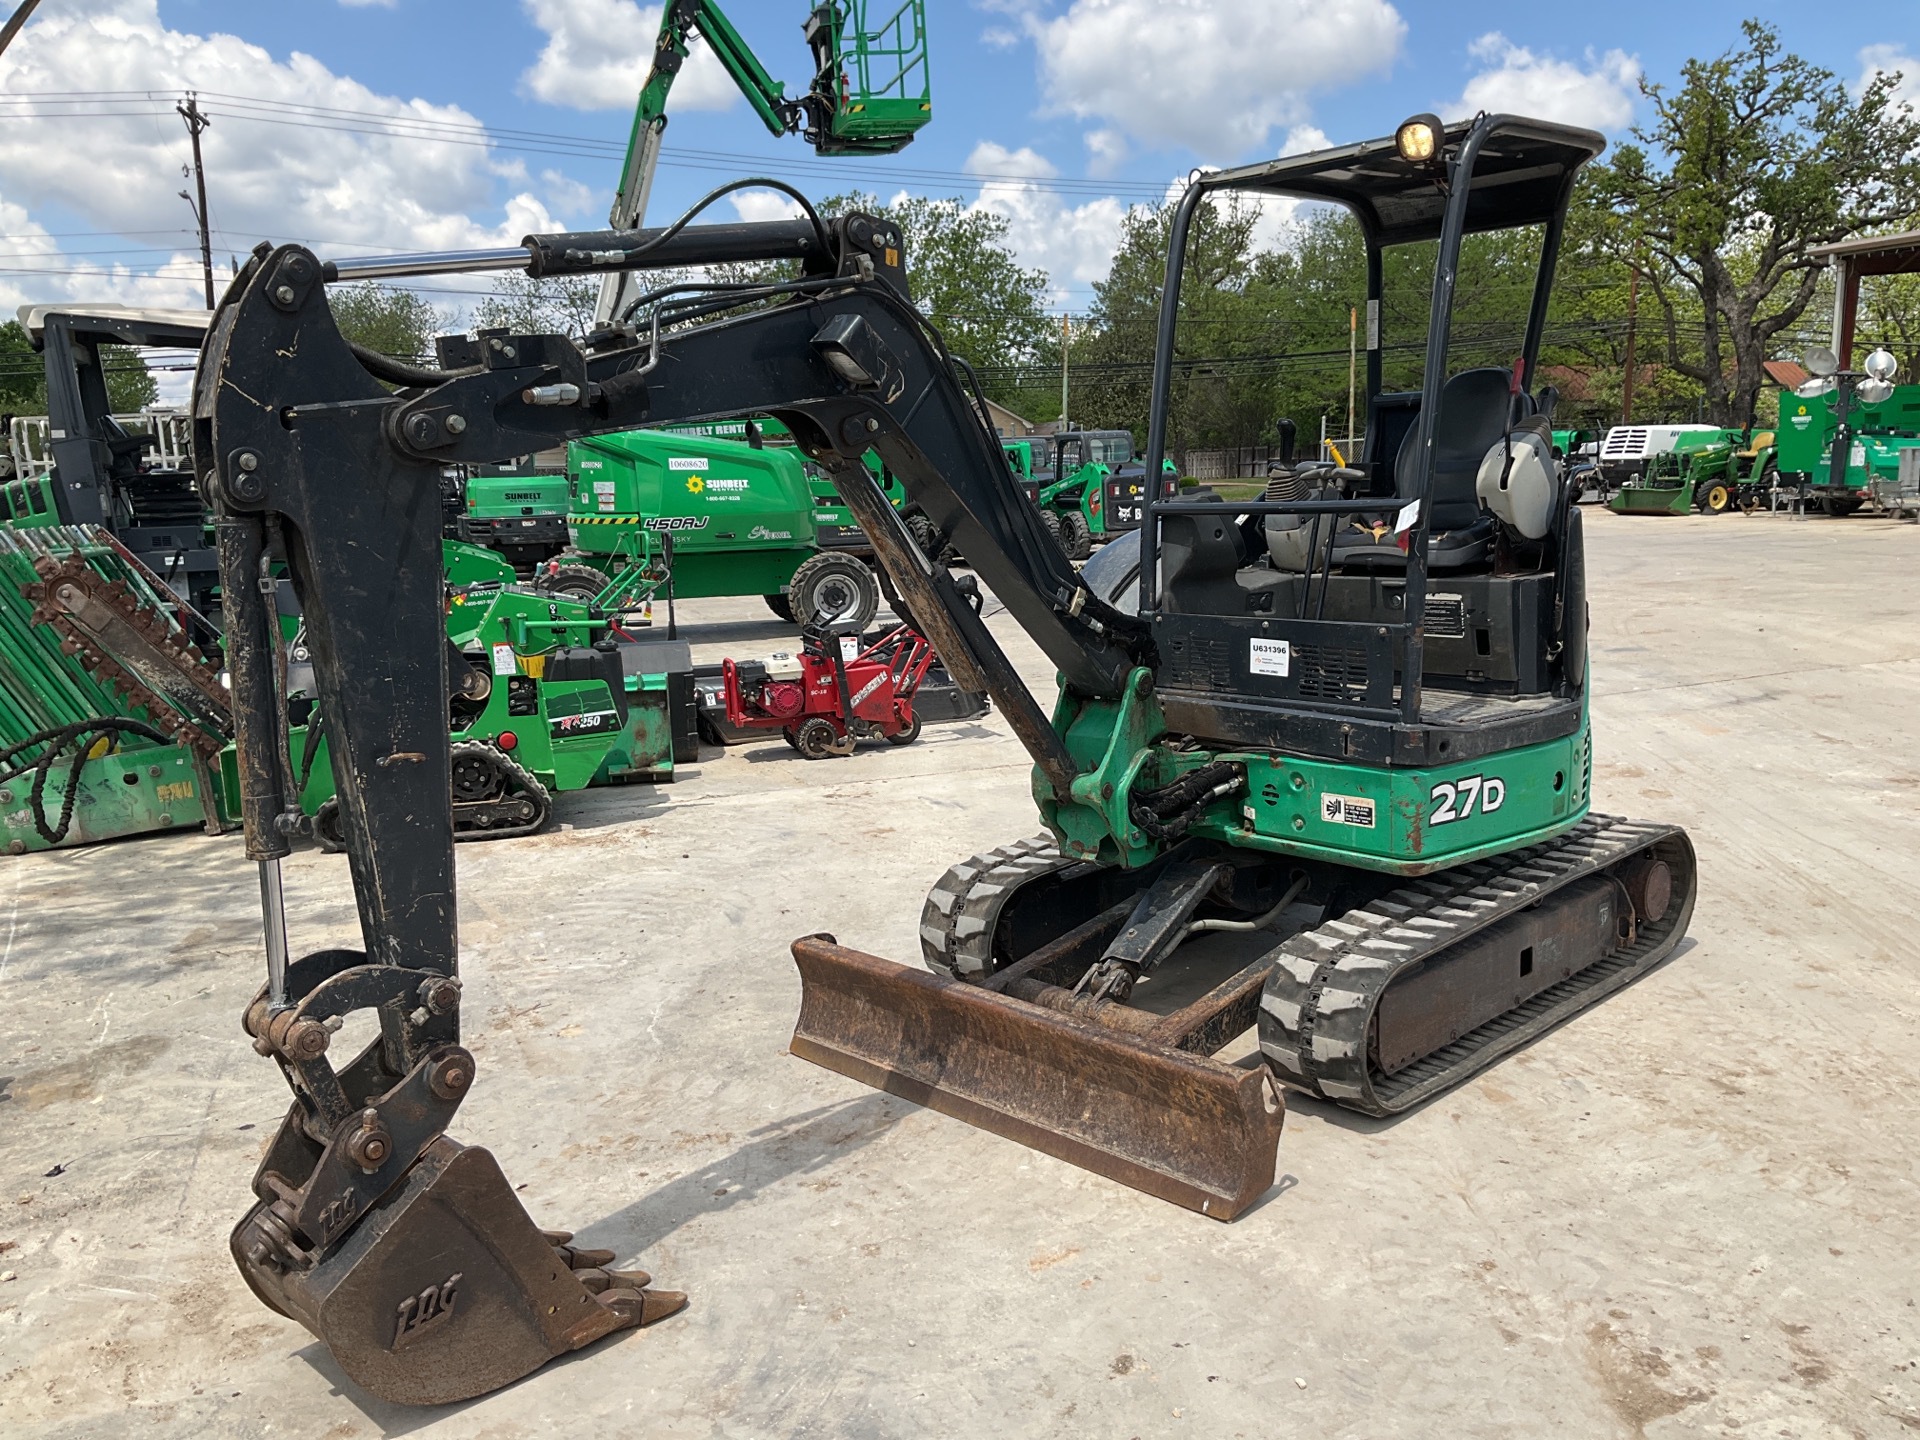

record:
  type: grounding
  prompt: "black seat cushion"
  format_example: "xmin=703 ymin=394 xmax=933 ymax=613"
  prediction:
xmin=1396 ymin=367 xmax=1518 ymax=531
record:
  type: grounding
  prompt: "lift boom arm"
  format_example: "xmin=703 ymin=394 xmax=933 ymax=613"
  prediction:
xmin=598 ymin=1 xmax=931 ymax=325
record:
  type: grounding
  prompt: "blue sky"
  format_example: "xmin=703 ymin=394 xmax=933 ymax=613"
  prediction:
xmin=0 ymin=1 xmax=1912 ymax=323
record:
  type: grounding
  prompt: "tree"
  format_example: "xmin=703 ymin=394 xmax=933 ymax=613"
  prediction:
xmin=330 ymin=284 xmax=449 ymax=363
xmin=1077 ymin=193 xmax=1273 ymax=449
xmin=1859 ymin=272 xmax=1920 ymax=383
xmin=0 ymin=320 xmax=155 ymax=418
xmin=470 ymin=274 xmax=600 ymax=342
xmin=1590 ymin=20 xmax=1920 ymax=425
xmin=816 ymin=192 xmax=1052 ymax=413
xmin=0 ymin=320 xmax=43 ymax=414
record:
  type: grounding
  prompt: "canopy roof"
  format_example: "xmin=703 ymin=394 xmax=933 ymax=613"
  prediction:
xmin=1193 ymin=115 xmax=1606 ymax=247
xmin=1809 ymin=229 xmax=1920 ymax=278
xmin=18 ymin=303 xmax=211 ymax=348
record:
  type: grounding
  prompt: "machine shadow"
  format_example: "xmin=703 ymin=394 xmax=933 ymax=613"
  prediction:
xmin=582 ymin=1092 xmax=907 ymax=1255
xmin=300 ymin=1092 xmax=909 ymax=1436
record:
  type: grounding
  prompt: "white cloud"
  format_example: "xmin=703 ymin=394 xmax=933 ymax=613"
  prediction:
xmin=1084 ymin=128 xmax=1128 ymax=178
xmin=339 ymin=0 xmax=397 ymax=8
xmin=0 ymin=0 xmax=561 ymax=313
xmin=518 ymin=0 xmax=739 ymax=112
xmin=540 ymin=168 xmax=597 ymax=220
xmin=962 ymin=142 xmax=1126 ymax=305
xmin=729 ymin=188 xmax=806 ymax=224
xmin=1280 ymin=126 xmax=1330 ymax=158
xmin=980 ymin=26 xmax=1019 ymax=49
xmin=1447 ymin=33 xmax=1639 ymax=132
xmin=1858 ymin=44 xmax=1919 ymax=115
xmin=1027 ymin=0 xmax=1405 ymax=156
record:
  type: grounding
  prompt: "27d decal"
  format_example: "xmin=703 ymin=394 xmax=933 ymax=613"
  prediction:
xmin=1430 ymin=774 xmax=1506 ymax=825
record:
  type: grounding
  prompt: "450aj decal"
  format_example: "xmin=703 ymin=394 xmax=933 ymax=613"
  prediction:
xmin=1430 ymin=773 xmax=1506 ymax=826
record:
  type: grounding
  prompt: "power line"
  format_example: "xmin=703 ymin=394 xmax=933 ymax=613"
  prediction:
xmin=0 ymin=88 xmax=1176 ymax=202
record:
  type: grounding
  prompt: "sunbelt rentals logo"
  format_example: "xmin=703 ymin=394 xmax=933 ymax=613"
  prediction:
xmin=685 ymin=475 xmax=705 ymax=494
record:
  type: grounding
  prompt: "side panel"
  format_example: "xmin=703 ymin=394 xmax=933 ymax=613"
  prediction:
xmin=1208 ymin=718 xmax=1591 ymax=874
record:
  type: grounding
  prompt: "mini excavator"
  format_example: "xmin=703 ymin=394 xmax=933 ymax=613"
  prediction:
xmin=198 ymin=115 xmax=1694 ymax=1405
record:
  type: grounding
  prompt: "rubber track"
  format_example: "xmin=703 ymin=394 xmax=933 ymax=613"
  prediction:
xmin=450 ymin=740 xmax=553 ymax=841
xmin=918 ymin=835 xmax=1073 ymax=977
xmin=1258 ymin=813 xmax=1695 ymax=1116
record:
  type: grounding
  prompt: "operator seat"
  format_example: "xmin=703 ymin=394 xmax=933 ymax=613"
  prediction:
xmin=1321 ymin=366 xmax=1519 ymax=572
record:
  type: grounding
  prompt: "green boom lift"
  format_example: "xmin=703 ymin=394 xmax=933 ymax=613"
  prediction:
xmin=456 ymin=2 xmax=933 ymax=567
xmin=595 ymin=0 xmax=931 ymax=329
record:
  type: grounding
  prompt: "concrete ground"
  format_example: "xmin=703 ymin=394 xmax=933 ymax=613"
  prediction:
xmin=2 ymin=510 xmax=1918 ymax=1439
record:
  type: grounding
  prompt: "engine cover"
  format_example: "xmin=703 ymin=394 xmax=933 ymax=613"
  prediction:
xmin=759 ymin=679 xmax=806 ymax=719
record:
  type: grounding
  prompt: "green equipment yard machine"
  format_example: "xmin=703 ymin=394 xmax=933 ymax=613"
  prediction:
xmin=1774 ymin=230 xmax=1920 ymax=513
xmin=0 ymin=525 xmax=228 ymax=852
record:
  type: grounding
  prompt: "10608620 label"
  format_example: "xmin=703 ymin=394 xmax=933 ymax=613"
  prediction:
xmin=1429 ymin=773 xmax=1505 ymax=825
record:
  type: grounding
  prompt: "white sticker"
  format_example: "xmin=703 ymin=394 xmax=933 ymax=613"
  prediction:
xmin=490 ymin=643 xmax=517 ymax=677
xmin=1321 ymin=793 xmax=1376 ymax=828
xmin=838 ymin=636 xmax=860 ymax=662
xmin=1395 ymin=499 xmax=1421 ymax=534
xmin=592 ymin=480 xmax=615 ymax=494
xmin=1366 ymin=298 xmax=1380 ymax=350
xmin=668 ymin=456 xmax=707 ymax=471
xmin=1249 ymin=637 xmax=1291 ymax=677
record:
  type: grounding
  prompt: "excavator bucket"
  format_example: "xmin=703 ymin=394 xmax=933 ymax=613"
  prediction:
xmin=789 ymin=924 xmax=1285 ymax=1220
xmin=233 ymin=1135 xmax=680 ymax=1406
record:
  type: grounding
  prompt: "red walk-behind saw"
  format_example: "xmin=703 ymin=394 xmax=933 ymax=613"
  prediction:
xmin=723 ymin=619 xmax=935 ymax=758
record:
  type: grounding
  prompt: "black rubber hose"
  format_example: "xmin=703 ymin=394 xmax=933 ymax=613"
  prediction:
xmin=346 ymin=341 xmax=478 ymax=389
xmin=4 ymin=718 xmax=173 ymax=845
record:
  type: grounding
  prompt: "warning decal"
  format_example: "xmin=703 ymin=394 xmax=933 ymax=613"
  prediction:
xmin=1320 ymin=793 xmax=1376 ymax=828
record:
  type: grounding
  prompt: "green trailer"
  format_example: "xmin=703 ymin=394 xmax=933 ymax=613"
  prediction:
xmin=1776 ymin=382 xmax=1920 ymax=514
xmin=549 ymin=426 xmax=885 ymax=627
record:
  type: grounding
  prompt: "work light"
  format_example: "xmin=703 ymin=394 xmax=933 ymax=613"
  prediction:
xmin=1395 ymin=114 xmax=1444 ymax=164
xmin=1863 ymin=348 xmax=1899 ymax=383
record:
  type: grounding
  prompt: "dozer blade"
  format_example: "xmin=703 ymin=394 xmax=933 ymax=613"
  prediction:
xmin=789 ymin=937 xmax=1284 ymax=1220
xmin=233 ymin=1136 xmax=682 ymax=1406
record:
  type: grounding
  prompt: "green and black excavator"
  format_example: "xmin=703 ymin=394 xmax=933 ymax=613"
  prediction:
xmin=196 ymin=114 xmax=1694 ymax=1407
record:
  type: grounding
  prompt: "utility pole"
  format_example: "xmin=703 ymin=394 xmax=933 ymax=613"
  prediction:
xmin=177 ymin=94 xmax=216 ymax=309
xmin=1058 ymin=313 xmax=1071 ymax=430
xmin=0 ymin=0 xmax=45 ymax=61
xmin=1620 ymin=254 xmax=1640 ymax=425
